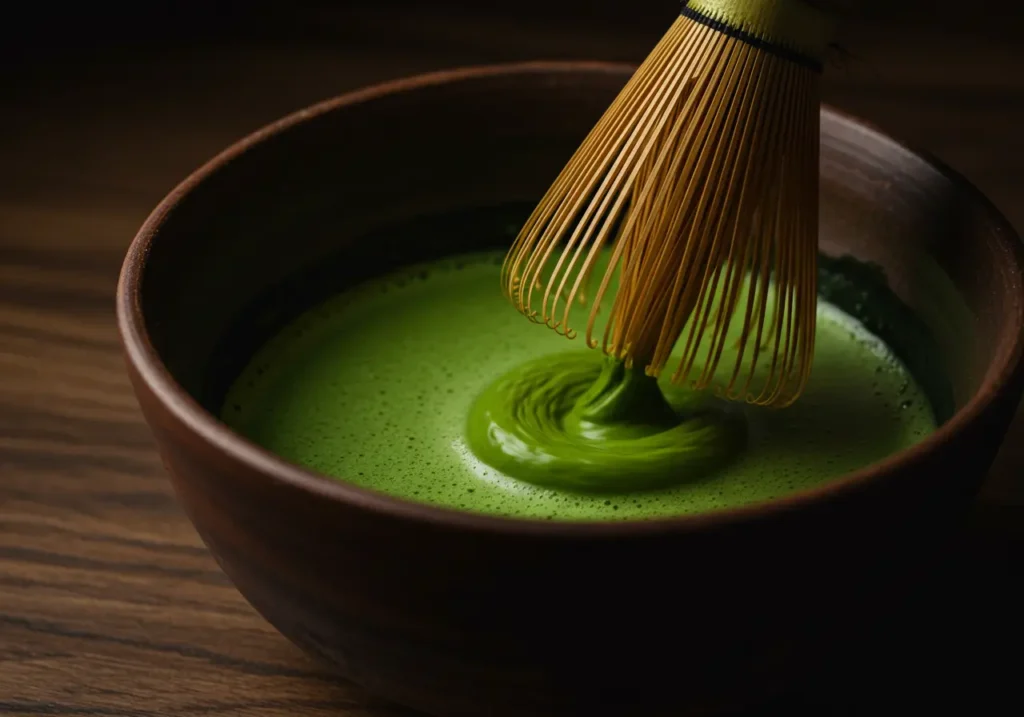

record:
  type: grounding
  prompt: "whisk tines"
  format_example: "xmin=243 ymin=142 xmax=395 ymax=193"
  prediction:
xmin=500 ymin=0 xmax=835 ymax=407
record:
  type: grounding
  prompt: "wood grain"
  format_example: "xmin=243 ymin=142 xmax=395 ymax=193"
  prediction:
xmin=1 ymin=4 xmax=1022 ymax=715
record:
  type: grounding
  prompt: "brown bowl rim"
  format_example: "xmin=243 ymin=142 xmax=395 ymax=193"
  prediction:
xmin=116 ymin=60 xmax=1024 ymax=537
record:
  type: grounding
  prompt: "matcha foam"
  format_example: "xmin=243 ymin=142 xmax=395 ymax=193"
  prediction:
xmin=223 ymin=251 xmax=937 ymax=521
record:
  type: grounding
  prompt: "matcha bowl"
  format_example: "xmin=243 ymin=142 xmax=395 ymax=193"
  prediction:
xmin=117 ymin=62 xmax=1024 ymax=716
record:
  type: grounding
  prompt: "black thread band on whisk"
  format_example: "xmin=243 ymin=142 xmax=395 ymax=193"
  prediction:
xmin=680 ymin=1 xmax=824 ymax=72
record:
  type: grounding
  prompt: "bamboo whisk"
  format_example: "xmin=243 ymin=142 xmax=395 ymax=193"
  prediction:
xmin=501 ymin=0 xmax=840 ymax=407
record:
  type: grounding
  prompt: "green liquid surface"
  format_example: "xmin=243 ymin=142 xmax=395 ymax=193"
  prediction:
xmin=223 ymin=251 xmax=937 ymax=521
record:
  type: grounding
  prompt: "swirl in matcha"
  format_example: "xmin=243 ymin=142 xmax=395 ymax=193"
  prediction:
xmin=466 ymin=352 xmax=745 ymax=492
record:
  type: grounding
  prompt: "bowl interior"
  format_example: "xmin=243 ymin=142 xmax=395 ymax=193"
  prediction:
xmin=134 ymin=63 xmax=1023 ymax=475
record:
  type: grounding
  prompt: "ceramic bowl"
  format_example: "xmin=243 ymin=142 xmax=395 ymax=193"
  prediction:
xmin=117 ymin=62 xmax=1024 ymax=716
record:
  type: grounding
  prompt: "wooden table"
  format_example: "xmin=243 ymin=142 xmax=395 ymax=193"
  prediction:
xmin=2 ymin=4 xmax=1022 ymax=714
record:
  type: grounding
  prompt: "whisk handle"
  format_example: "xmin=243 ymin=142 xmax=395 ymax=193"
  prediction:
xmin=682 ymin=0 xmax=843 ymax=68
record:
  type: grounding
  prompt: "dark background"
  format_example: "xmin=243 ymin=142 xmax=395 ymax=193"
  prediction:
xmin=3 ymin=0 xmax=1024 ymax=47
xmin=3 ymin=0 xmax=1024 ymax=216
xmin=1 ymin=1 xmax=1023 ymax=715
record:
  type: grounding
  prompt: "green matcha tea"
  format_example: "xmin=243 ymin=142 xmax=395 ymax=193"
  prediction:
xmin=223 ymin=247 xmax=937 ymax=521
